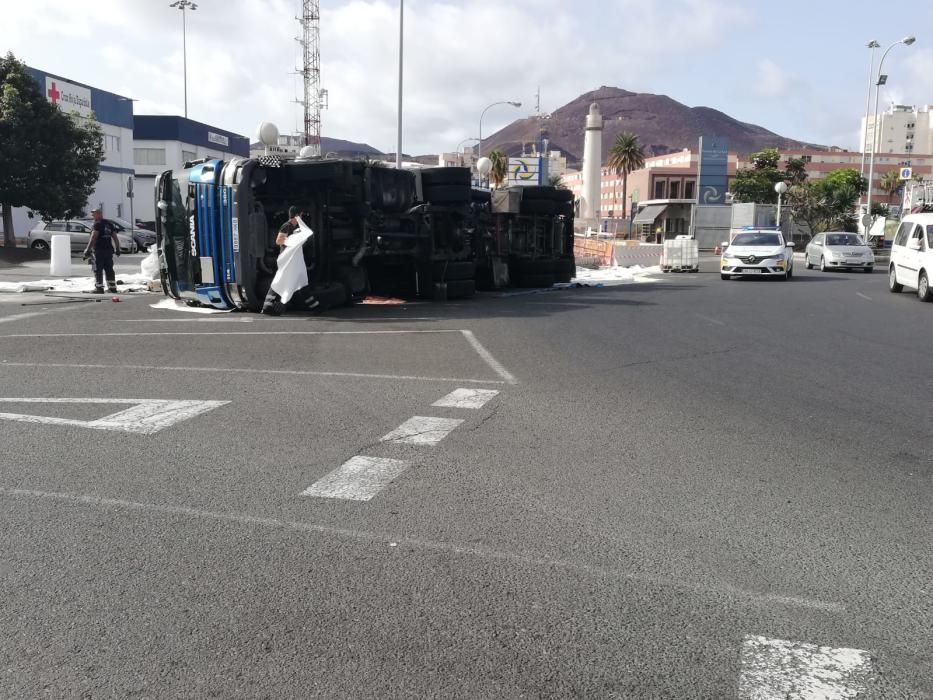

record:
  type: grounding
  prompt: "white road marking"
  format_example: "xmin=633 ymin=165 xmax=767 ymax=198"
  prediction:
xmin=739 ymin=635 xmax=873 ymax=699
xmin=0 ymin=486 xmax=843 ymax=612
xmin=695 ymin=313 xmax=726 ymax=326
xmin=301 ymin=455 xmax=411 ymax=501
xmin=433 ymin=388 xmax=499 ymax=409
xmin=856 ymin=292 xmax=872 ymax=301
xmin=0 ymin=312 xmax=48 ymax=325
xmin=0 ymin=362 xmax=506 ymax=385
xmin=122 ymin=317 xmax=440 ymax=323
xmin=0 ymin=329 xmax=462 ymax=338
xmin=0 ymin=398 xmax=228 ymax=435
xmin=460 ymin=330 xmax=518 ymax=385
xmin=381 ymin=416 xmax=464 ymax=445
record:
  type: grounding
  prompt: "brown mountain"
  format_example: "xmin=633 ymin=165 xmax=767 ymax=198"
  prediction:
xmin=481 ymin=86 xmax=825 ymax=167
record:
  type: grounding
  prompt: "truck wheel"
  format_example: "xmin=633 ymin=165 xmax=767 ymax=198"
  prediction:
xmin=423 ymin=184 xmax=472 ymax=204
xmin=421 ymin=167 xmax=472 ymax=188
xmin=519 ymin=200 xmax=560 ymax=216
xmin=445 ymin=279 xmax=476 ymax=299
xmin=556 ymin=258 xmax=575 ymax=283
xmin=432 ymin=260 xmax=475 ymax=281
xmin=514 ymin=273 xmax=555 ymax=288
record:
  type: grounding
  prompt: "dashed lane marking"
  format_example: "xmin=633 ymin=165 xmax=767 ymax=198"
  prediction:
xmin=301 ymin=456 xmax=411 ymax=501
xmin=0 ymin=362 xmax=506 ymax=385
xmin=0 ymin=312 xmax=49 ymax=325
xmin=0 ymin=398 xmax=228 ymax=435
xmin=0 ymin=329 xmax=463 ymax=338
xmin=695 ymin=313 xmax=726 ymax=326
xmin=380 ymin=416 xmax=464 ymax=446
xmin=738 ymin=635 xmax=873 ymax=699
xmin=432 ymin=388 xmax=500 ymax=409
xmin=856 ymin=292 xmax=872 ymax=301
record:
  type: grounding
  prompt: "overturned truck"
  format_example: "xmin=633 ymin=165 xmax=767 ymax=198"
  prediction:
xmin=155 ymin=157 xmax=574 ymax=311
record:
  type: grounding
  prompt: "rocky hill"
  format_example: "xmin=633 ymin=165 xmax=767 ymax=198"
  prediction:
xmin=481 ymin=86 xmax=825 ymax=167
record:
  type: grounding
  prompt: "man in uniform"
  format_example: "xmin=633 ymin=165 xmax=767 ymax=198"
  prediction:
xmin=82 ymin=209 xmax=121 ymax=293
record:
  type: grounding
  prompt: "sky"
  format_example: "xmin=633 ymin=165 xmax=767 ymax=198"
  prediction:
xmin=2 ymin=0 xmax=933 ymax=156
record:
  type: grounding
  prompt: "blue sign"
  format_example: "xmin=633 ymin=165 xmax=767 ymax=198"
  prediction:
xmin=697 ymin=136 xmax=729 ymax=205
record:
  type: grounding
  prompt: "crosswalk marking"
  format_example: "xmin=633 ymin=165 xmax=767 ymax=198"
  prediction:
xmin=301 ymin=456 xmax=411 ymax=501
xmin=432 ymin=388 xmax=499 ymax=410
xmin=380 ymin=416 xmax=464 ymax=446
xmin=739 ymin=635 xmax=873 ymax=699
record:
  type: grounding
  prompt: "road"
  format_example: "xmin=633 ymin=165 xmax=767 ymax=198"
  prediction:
xmin=0 ymin=263 xmax=930 ymax=698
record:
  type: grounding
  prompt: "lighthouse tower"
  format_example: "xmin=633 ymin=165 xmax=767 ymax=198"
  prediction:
xmin=580 ymin=102 xmax=604 ymax=229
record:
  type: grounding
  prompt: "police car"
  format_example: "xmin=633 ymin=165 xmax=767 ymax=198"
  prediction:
xmin=720 ymin=227 xmax=796 ymax=280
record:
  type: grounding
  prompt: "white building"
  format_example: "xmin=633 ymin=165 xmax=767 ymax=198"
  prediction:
xmin=132 ymin=116 xmax=249 ymax=224
xmin=6 ymin=67 xmax=136 ymax=241
xmin=861 ymin=104 xmax=933 ymax=156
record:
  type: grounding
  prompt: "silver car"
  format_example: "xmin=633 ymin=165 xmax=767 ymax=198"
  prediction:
xmin=26 ymin=220 xmax=138 ymax=255
xmin=804 ymin=232 xmax=874 ymax=273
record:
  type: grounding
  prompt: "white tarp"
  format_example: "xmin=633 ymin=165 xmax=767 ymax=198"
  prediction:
xmin=270 ymin=217 xmax=314 ymax=303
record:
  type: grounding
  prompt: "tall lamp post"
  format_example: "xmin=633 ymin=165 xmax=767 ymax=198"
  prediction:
xmin=396 ymin=0 xmax=404 ymax=169
xmin=169 ymin=1 xmax=198 ymax=119
xmin=477 ymin=100 xmax=522 ymax=159
xmin=866 ymin=36 xmax=916 ymax=227
xmin=859 ymin=40 xmax=881 ymax=181
xmin=775 ymin=181 xmax=788 ymax=228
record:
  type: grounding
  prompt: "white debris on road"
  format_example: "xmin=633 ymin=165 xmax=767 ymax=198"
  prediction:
xmin=572 ymin=264 xmax=662 ymax=286
xmin=0 ymin=274 xmax=153 ymax=294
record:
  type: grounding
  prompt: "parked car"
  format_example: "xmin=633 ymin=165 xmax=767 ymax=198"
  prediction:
xmin=804 ymin=232 xmax=874 ymax=273
xmin=82 ymin=217 xmax=156 ymax=252
xmin=888 ymin=213 xmax=933 ymax=301
xmin=720 ymin=229 xmax=795 ymax=280
xmin=27 ymin=220 xmax=138 ymax=255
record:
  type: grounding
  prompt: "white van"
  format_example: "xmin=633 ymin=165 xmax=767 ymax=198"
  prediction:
xmin=889 ymin=213 xmax=933 ymax=301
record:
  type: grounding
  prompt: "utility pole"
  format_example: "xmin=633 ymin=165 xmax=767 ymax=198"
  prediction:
xmin=169 ymin=1 xmax=197 ymax=118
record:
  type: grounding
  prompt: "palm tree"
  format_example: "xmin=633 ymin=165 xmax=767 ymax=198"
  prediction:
xmin=879 ymin=169 xmax=901 ymax=199
xmin=547 ymin=173 xmax=566 ymax=189
xmin=607 ymin=132 xmax=646 ymax=218
xmin=488 ymin=149 xmax=508 ymax=189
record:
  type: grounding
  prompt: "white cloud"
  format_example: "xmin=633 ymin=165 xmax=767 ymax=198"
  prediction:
xmin=753 ymin=59 xmax=792 ymax=99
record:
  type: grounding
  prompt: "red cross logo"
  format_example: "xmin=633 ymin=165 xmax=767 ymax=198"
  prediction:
xmin=47 ymin=82 xmax=61 ymax=104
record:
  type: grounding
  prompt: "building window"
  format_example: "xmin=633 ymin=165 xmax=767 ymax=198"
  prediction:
xmin=669 ymin=181 xmax=680 ymax=199
xmin=134 ymin=148 xmax=166 ymax=166
xmin=654 ymin=181 xmax=666 ymax=199
xmin=182 ymin=150 xmax=197 ymax=163
xmin=684 ymin=181 xmax=696 ymax=199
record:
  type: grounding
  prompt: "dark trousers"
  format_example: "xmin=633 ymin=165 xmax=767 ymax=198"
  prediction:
xmin=94 ymin=250 xmax=116 ymax=290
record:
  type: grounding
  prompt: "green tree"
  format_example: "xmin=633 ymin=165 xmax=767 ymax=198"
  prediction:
xmin=1 ymin=52 xmax=104 ymax=246
xmin=547 ymin=173 xmax=566 ymax=189
xmin=879 ymin=170 xmax=902 ymax=198
xmin=488 ymin=149 xmax=508 ymax=189
xmin=730 ymin=148 xmax=787 ymax=204
xmin=785 ymin=157 xmax=808 ymax=185
xmin=606 ymin=132 xmax=645 ymax=218
xmin=786 ymin=168 xmax=866 ymax=235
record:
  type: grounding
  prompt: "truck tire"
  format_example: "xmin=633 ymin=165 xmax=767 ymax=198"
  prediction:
xmin=445 ymin=279 xmax=476 ymax=299
xmin=421 ymin=167 xmax=472 ymax=188
xmin=423 ymin=184 xmax=472 ymax=204
xmin=431 ymin=260 xmax=475 ymax=281
xmin=519 ymin=200 xmax=560 ymax=216
xmin=514 ymin=273 xmax=555 ymax=288
xmin=513 ymin=258 xmax=557 ymax=275
xmin=556 ymin=258 xmax=575 ymax=283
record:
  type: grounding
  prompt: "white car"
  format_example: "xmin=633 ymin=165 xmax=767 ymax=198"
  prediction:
xmin=804 ymin=232 xmax=874 ymax=273
xmin=720 ymin=229 xmax=796 ymax=280
xmin=889 ymin=213 xmax=933 ymax=301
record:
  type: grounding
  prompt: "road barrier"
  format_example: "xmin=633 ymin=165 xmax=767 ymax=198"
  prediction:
xmin=573 ymin=236 xmax=615 ymax=268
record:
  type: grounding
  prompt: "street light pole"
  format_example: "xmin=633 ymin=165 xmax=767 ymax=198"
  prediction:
xmin=775 ymin=181 xmax=788 ymax=228
xmin=169 ymin=1 xmax=198 ymax=119
xmin=860 ymin=40 xmax=881 ymax=181
xmin=866 ymin=36 xmax=916 ymax=227
xmin=396 ymin=0 xmax=403 ymax=169
xmin=477 ymin=100 xmax=522 ymax=159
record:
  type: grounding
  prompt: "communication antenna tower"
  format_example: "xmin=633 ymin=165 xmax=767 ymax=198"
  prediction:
xmin=296 ymin=0 xmax=326 ymax=155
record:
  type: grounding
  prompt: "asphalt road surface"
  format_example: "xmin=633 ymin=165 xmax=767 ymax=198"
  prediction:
xmin=0 ymin=264 xmax=930 ymax=698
